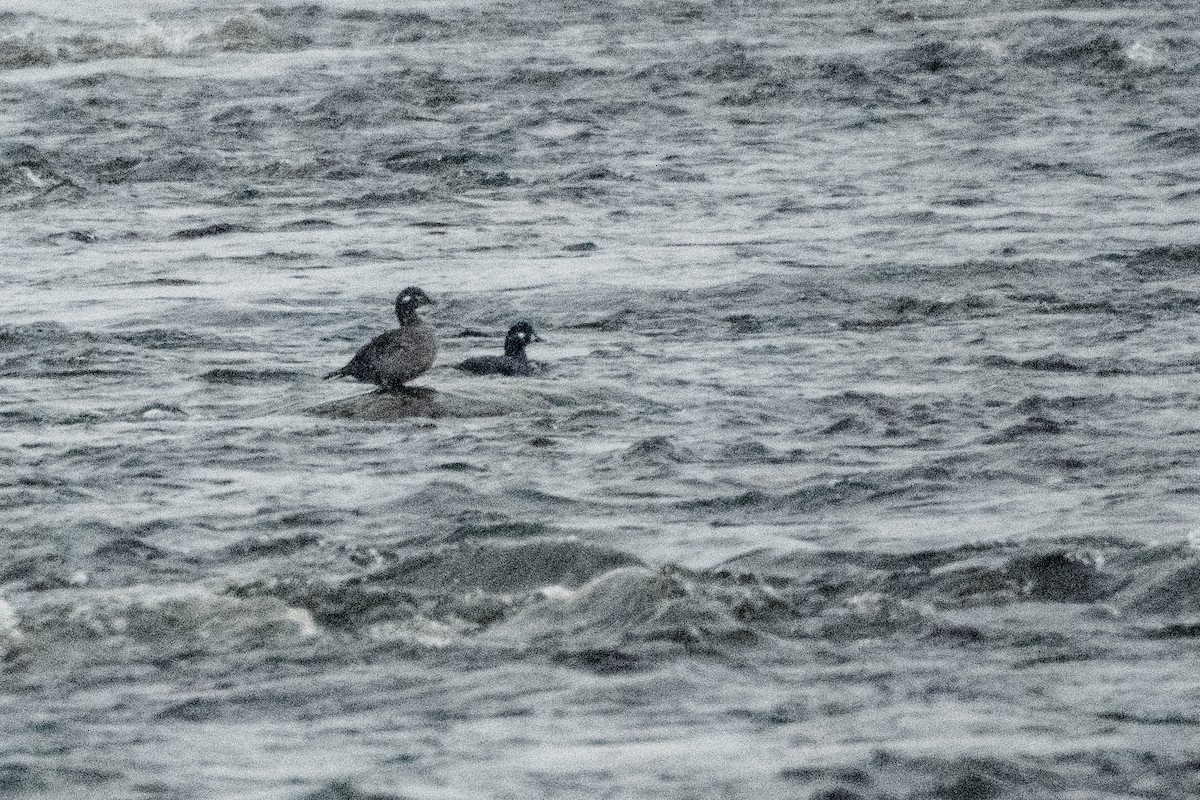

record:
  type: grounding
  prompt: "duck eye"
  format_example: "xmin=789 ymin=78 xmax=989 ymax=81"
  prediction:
xmin=401 ymin=295 xmax=411 ymax=303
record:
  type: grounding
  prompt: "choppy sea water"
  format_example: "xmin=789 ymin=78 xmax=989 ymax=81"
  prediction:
xmin=3 ymin=0 xmax=1200 ymax=797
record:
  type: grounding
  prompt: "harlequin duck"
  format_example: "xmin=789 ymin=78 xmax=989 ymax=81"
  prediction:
xmin=456 ymin=320 xmax=541 ymax=377
xmin=324 ymin=287 xmax=437 ymax=391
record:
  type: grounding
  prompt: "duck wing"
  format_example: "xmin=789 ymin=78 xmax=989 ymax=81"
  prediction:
xmin=324 ymin=332 xmax=389 ymax=382
xmin=326 ymin=317 xmax=438 ymax=386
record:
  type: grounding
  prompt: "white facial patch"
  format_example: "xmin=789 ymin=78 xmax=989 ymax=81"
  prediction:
xmin=401 ymin=295 xmax=412 ymax=303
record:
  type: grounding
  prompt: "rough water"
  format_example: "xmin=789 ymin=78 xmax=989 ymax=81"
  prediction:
xmin=3 ymin=0 xmax=1200 ymax=797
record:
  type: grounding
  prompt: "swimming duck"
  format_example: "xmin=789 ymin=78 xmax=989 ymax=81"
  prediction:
xmin=456 ymin=320 xmax=541 ymax=376
xmin=324 ymin=287 xmax=437 ymax=391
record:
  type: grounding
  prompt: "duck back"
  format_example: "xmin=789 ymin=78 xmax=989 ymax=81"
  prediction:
xmin=328 ymin=317 xmax=436 ymax=390
xmin=457 ymin=354 xmax=531 ymax=376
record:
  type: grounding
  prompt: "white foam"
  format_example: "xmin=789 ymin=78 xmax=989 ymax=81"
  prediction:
xmin=0 ymin=597 xmax=22 ymax=653
xmin=1126 ymin=41 xmax=1159 ymax=69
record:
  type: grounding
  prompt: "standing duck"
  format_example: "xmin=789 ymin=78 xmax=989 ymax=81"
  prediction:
xmin=456 ymin=320 xmax=542 ymax=376
xmin=324 ymin=287 xmax=437 ymax=391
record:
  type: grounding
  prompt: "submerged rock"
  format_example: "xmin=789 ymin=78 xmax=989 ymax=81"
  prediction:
xmin=306 ymin=386 xmax=511 ymax=420
xmin=1121 ymin=557 xmax=1200 ymax=615
xmin=375 ymin=539 xmax=646 ymax=594
xmin=307 ymin=381 xmax=602 ymax=420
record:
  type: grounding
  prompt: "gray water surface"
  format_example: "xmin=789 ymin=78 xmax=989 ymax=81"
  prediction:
xmin=3 ymin=1 xmax=1200 ymax=798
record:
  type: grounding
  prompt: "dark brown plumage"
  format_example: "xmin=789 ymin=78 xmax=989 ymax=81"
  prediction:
xmin=324 ymin=287 xmax=437 ymax=391
xmin=456 ymin=320 xmax=541 ymax=377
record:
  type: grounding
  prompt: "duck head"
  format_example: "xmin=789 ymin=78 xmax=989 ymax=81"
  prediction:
xmin=395 ymin=287 xmax=435 ymax=321
xmin=504 ymin=320 xmax=540 ymax=357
